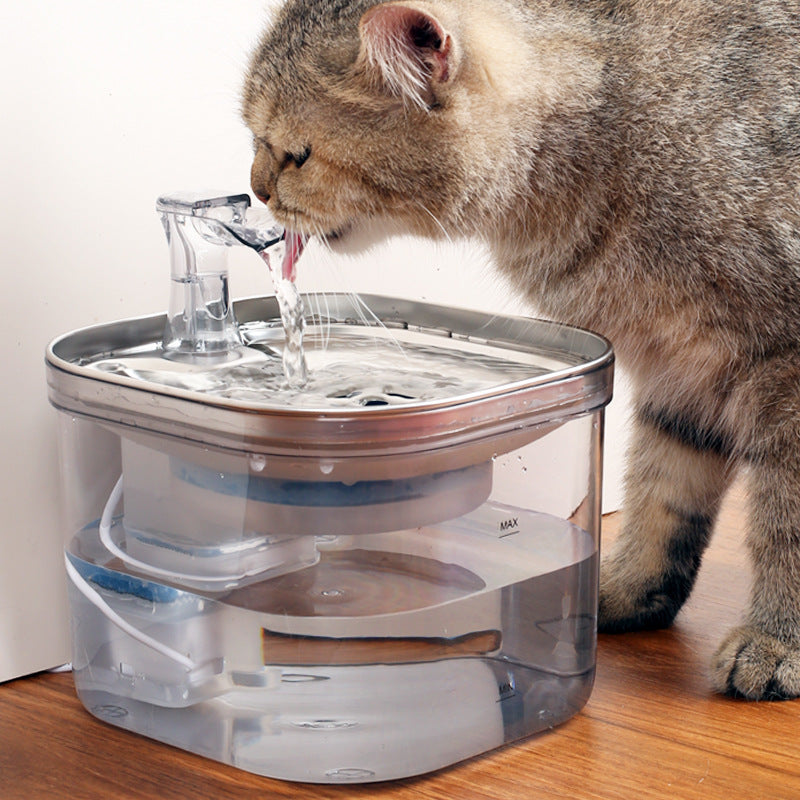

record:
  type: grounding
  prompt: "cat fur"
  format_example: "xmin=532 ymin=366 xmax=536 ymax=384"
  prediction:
xmin=242 ymin=0 xmax=800 ymax=700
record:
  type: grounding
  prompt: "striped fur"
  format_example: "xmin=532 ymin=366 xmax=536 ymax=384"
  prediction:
xmin=243 ymin=0 xmax=800 ymax=699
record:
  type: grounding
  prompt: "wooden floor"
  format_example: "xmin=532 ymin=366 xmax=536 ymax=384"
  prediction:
xmin=2 ymin=482 xmax=799 ymax=799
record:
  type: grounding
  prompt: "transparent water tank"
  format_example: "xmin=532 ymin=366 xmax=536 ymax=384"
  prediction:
xmin=47 ymin=270 xmax=613 ymax=782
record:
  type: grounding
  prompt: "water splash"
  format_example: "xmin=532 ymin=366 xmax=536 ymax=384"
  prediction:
xmin=260 ymin=242 xmax=308 ymax=388
xmin=90 ymin=323 xmax=546 ymax=410
xmin=201 ymin=205 xmax=310 ymax=388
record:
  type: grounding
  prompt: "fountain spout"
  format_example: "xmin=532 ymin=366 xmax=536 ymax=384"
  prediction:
xmin=157 ymin=192 xmax=284 ymax=361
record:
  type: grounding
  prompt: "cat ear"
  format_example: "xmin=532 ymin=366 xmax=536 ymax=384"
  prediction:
xmin=359 ymin=3 xmax=453 ymax=108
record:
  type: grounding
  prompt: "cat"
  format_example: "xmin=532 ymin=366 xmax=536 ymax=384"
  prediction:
xmin=242 ymin=0 xmax=800 ymax=700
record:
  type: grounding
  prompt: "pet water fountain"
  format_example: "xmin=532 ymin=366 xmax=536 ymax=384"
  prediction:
xmin=46 ymin=192 xmax=614 ymax=783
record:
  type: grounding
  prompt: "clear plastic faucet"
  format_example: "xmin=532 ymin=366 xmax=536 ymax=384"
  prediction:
xmin=157 ymin=192 xmax=284 ymax=361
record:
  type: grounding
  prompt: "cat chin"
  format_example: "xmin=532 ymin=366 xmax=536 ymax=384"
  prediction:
xmin=323 ymin=218 xmax=406 ymax=256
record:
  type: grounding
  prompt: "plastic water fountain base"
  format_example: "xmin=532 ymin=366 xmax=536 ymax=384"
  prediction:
xmin=47 ymin=292 xmax=613 ymax=783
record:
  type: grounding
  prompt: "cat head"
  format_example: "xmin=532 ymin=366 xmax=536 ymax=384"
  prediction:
xmin=242 ymin=0 xmax=604 ymax=251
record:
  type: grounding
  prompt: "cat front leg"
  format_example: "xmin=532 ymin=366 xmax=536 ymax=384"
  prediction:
xmin=711 ymin=394 xmax=800 ymax=699
xmin=599 ymin=405 xmax=734 ymax=632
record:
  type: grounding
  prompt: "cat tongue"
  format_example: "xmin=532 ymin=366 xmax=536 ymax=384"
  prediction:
xmin=281 ymin=230 xmax=305 ymax=282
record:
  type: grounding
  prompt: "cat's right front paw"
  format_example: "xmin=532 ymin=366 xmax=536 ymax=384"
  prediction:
xmin=598 ymin=562 xmax=684 ymax=633
xmin=711 ymin=626 xmax=800 ymax=700
xmin=597 ymin=588 xmax=681 ymax=633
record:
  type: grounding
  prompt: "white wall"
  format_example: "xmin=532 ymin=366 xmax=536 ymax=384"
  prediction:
xmin=0 ymin=1 xmax=629 ymax=681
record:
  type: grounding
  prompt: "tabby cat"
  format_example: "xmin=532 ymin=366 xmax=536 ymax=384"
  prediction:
xmin=242 ymin=0 xmax=800 ymax=700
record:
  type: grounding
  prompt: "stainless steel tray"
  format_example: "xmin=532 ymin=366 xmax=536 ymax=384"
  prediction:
xmin=46 ymin=294 xmax=613 ymax=466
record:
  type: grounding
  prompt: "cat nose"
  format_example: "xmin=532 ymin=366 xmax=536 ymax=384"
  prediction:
xmin=250 ymin=171 xmax=270 ymax=205
xmin=250 ymin=149 xmax=271 ymax=206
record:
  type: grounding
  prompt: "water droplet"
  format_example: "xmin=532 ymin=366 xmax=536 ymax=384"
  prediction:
xmin=319 ymin=461 xmax=334 ymax=475
xmin=250 ymin=454 xmax=267 ymax=472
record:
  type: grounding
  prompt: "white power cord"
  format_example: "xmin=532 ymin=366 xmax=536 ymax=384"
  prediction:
xmin=66 ymin=474 xmax=205 ymax=671
xmin=64 ymin=553 xmax=198 ymax=671
xmin=98 ymin=475 xmax=259 ymax=587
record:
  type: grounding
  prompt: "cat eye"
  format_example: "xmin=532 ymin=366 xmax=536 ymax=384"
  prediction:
xmin=288 ymin=147 xmax=311 ymax=168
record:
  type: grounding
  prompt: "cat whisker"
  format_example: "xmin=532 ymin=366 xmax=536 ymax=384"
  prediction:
xmin=304 ymin=290 xmax=332 ymax=356
xmin=352 ymin=292 xmax=409 ymax=360
xmin=304 ymin=231 xmax=408 ymax=360
xmin=314 ymin=226 xmax=338 ymax=256
xmin=414 ymin=202 xmax=452 ymax=243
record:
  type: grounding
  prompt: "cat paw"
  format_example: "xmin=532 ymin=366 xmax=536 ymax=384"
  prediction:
xmin=711 ymin=626 xmax=800 ymax=700
xmin=598 ymin=568 xmax=682 ymax=633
